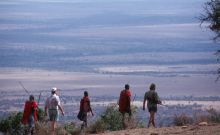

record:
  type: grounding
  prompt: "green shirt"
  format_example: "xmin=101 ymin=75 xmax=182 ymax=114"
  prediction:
xmin=144 ymin=90 xmax=159 ymax=108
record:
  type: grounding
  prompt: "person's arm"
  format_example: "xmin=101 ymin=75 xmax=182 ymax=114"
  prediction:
xmin=127 ymin=95 xmax=132 ymax=115
xmin=57 ymin=96 xmax=64 ymax=116
xmin=88 ymin=100 xmax=94 ymax=116
xmin=33 ymin=101 xmax=38 ymax=111
xmin=58 ymin=105 xmax=65 ymax=116
xmin=127 ymin=95 xmax=131 ymax=110
xmin=118 ymin=91 xmax=122 ymax=105
xmin=44 ymin=99 xmax=48 ymax=116
xmin=143 ymin=93 xmax=147 ymax=110
xmin=156 ymin=92 xmax=161 ymax=104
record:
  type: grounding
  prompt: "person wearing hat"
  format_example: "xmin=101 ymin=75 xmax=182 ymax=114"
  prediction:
xmin=143 ymin=83 xmax=161 ymax=128
xmin=44 ymin=87 xmax=64 ymax=135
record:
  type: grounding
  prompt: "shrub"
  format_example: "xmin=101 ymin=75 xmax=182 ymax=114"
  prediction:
xmin=0 ymin=112 xmax=28 ymax=135
xmin=35 ymin=121 xmax=48 ymax=135
xmin=207 ymin=108 xmax=220 ymax=123
xmin=173 ymin=114 xmax=193 ymax=126
xmin=37 ymin=107 xmax=44 ymax=122
xmin=99 ymin=104 xmax=124 ymax=131
xmin=87 ymin=104 xmax=142 ymax=133
xmin=87 ymin=118 xmax=106 ymax=134
xmin=63 ymin=122 xmax=76 ymax=134
xmin=193 ymin=113 xmax=209 ymax=124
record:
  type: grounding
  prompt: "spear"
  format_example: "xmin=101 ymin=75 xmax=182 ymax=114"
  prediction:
xmin=38 ymin=91 xmax=42 ymax=105
xmin=19 ymin=81 xmax=30 ymax=95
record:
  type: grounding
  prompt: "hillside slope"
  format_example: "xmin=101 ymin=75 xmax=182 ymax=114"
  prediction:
xmin=92 ymin=124 xmax=220 ymax=135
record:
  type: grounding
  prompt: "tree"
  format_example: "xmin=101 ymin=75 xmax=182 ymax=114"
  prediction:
xmin=199 ymin=0 xmax=220 ymax=81
xmin=199 ymin=0 xmax=220 ymax=40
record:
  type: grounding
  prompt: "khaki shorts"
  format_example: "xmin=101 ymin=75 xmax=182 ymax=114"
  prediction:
xmin=49 ymin=109 xmax=58 ymax=121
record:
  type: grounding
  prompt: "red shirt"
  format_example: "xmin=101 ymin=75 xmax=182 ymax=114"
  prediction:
xmin=119 ymin=89 xmax=131 ymax=113
xmin=21 ymin=101 xmax=37 ymax=124
xmin=80 ymin=96 xmax=91 ymax=113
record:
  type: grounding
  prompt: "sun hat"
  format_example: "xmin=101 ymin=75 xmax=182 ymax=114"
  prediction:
xmin=51 ymin=87 xmax=58 ymax=92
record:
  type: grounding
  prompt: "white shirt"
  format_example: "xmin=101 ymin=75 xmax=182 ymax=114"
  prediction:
xmin=45 ymin=94 xmax=61 ymax=110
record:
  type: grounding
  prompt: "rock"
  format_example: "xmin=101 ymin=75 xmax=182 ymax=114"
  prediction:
xmin=199 ymin=122 xmax=208 ymax=126
xmin=150 ymin=133 xmax=159 ymax=135
xmin=182 ymin=125 xmax=188 ymax=129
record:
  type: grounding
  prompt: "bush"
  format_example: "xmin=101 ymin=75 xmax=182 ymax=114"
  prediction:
xmin=0 ymin=108 xmax=45 ymax=135
xmin=99 ymin=104 xmax=124 ymax=131
xmin=173 ymin=114 xmax=193 ymax=126
xmin=0 ymin=112 xmax=28 ymax=135
xmin=63 ymin=122 xmax=76 ymax=134
xmin=35 ymin=121 xmax=48 ymax=135
xmin=37 ymin=107 xmax=44 ymax=122
xmin=87 ymin=104 xmax=142 ymax=134
xmin=207 ymin=108 xmax=220 ymax=123
xmin=193 ymin=113 xmax=209 ymax=124
xmin=87 ymin=118 xmax=106 ymax=134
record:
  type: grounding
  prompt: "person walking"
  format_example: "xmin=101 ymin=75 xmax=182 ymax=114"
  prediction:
xmin=78 ymin=91 xmax=94 ymax=129
xmin=44 ymin=87 xmax=64 ymax=135
xmin=143 ymin=83 xmax=161 ymax=128
xmin=22 ymin=95 xmax=38 ymax=135
xmin=118 ymin=84 xmax=132 ymax=129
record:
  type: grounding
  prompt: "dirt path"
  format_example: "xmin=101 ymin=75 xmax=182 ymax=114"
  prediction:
xmin=91 ymin=124 xmax=220 ymax=135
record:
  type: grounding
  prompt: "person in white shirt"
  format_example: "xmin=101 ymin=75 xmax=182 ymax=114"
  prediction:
xmin=44 ymin=87 xmax=64 ymax=135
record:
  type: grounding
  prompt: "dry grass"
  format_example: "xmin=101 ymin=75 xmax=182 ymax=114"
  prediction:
xmin=173 ymin=114 xmax=193 ymax=126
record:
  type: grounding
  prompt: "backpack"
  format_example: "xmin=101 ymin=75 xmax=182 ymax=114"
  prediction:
xmin=77 ymin=110 xmax=85 ymax=121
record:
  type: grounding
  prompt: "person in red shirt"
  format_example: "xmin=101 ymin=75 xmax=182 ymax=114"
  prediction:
xmin=22 ymin=95 xmax=38 ymax=135
xmin=79 ymin=91 xmax=94 ymax=129
xmin=118 ymin=84 xmax=132 ymax=129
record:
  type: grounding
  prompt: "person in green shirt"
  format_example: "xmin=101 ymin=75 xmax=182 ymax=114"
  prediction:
xmin=143 ymin=83 xmax=161 ymax=128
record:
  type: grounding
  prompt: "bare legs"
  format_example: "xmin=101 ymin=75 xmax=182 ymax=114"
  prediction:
xmin=122 ymin=113 xmax=132 ymax=129
xmin=81 ymin=120 xmax=87 ymax=130
xmin=81 ymin=113 xmax=87 ymax=130
xmin=122 ymin=113 xmax=126 ymax=129
xmin=148 ymin=112 xmax=155 ymax=128
xmin=50 ymin=121 xmax=56 ymax=135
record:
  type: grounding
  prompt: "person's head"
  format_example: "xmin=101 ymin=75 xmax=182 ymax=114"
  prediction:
xmin=84 ymin=91 xmax=88 ymax=97
xmin=51 ymin=87 xmax=58 ymax=95
xmin=29 ymin=95 xmax=35 ymax=101
xmin=125 ymin=84 xmax=130 ymax=90
xmin=149 ymin=83 xmax=156 ymax=91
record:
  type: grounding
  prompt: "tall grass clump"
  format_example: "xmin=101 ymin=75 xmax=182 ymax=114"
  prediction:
xmin=173 ymin=114 xmax=193 ymax=126
xmin=207 ymin=108 xmax=220 ymax=123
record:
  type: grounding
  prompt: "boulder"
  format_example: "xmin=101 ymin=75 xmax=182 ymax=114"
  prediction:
xmin=199 ymin=122 xmax=208 ymax=126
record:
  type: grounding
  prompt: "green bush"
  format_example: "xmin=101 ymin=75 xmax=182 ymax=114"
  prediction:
xmin=0 ymin=108 xmax=44 ymax=135
xmin=87 ymin=104 xmax=142 ymax=134
xmin=63 ymin=122 xmax=76 ymax=134
xmin=99 ymin=104 xmax=124 ymax=131
xmin=0 ymin=112 xmax=28 ymax=135
xmin=37 ymin=107 xmax=44 ymax=122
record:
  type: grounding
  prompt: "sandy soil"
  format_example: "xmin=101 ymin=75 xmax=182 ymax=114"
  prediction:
xmin=91 ymin=124 xmax=220 ymax=135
